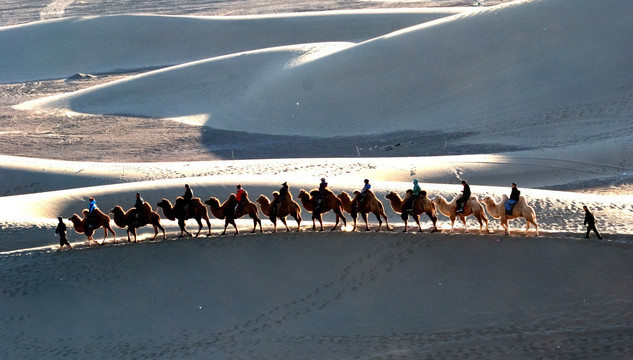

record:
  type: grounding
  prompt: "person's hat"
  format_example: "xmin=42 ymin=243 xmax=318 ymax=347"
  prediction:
xmin=282 ymin=182 xmax=287 ymax=186
xmin=364 ymin=179 xmax=369 ymax=183
xmin=413 ymin=179 xmax=418 ymax=184
xmin=236 ymin=184 xmax=241 ymax=188
xmin=89 ymin=196 xmax=94 ymax=200
xmin=320 ymin=178 xmax=325 ymax=181
xmin=512 ymin=182 xmax=517 ymax=186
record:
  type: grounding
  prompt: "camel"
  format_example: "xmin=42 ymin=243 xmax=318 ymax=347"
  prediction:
xmin=256 ymin=193 xmax=302 ymax=232
xmin=385 ymin=190 xmax=438 ymax=233
xmin=338 ymin=190 xmax=391 ymax=232
xmin=68 ymin=208 xmax=116 ymax=246
xmin=204 ymin=194 xmax=262 ymax=235
xmin=432 ymin=195 xmax=489 ymax=234
xmin=298 ymin=189 xmax=347 ymax=231
xmin=156 ymin=197 xmax=211 ymax=237
xmin=482 ymin=194 xmax=539 ymax=236
xmin=110 ymin=202 xmax=166 ymax=242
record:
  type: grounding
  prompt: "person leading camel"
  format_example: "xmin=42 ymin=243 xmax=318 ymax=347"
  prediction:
xmin=583 ymin=205 xmax=603 ymax=240
xmin=456 ymin=180 xmax=471 ymax=214
xmin=55 ymin=216 xmax=72 ymax=250
xmin=505 ymin=182 xmax=520 ymax=215
xmin=406 ymin=179 xmax=421 ymax=212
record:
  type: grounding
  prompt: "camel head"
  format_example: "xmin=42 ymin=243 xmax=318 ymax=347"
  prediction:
xmin=432 ymin=195 xmax=446 ymax=205
xmin=204 ymin=197 xmax=220 ymax=208
xmin=157 ymin=198 xmax=172 ymax=209
xmin=338 ymin=191 xmax=352 ymax=202
xmin=385 ymin=191 xmax=400 ymax=201
xmin=110 ymin=205 xmax=124 ymax=214
xmin=256 ymin=194 xmax=268 ymax=205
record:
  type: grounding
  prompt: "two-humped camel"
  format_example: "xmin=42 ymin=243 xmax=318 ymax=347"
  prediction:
xmin=256 ymin=192 xmax=302 ymax=232
xmin=385 ymin=190 xmax=438 ymax=232
xmin=110 ymin=202 xmax=166 ymax=242
xmin=433 ymin=195 xmax=489 ymax=234
xmin=482 ymin=194 xmax=539 ymax=236
xmin=298 ymin=189 xmax=347 ymax=231
xmin=338 ymin=190 xmax=391 ymax=231
xmin=68 ymin=208 xmax=117 ymax=246
xmin=157 ymin=197 xmax=211 ymax=237
xmin=204 ymin=194 xmax=262 ymax=235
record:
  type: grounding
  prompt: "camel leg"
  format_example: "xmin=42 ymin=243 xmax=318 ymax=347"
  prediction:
xmin=272 ymin=217 xmax=278 ymax=233
xmin=362 ymin=213 xmax=370 ymax=231
xmin=381 ymin=212 xmax=392 ymax=231
xmin=178 ymin=219 xmax=192 ymax=237
xmin=250 ymin=216 xmax=257 ymax=233
xmin=532 ymin=221 xmax=539 ymax=237
xmin=414 ymin=215 xmax=423 ymax=232
xmin=373 ymin=212 xmax=382 ymax=232
xmin=204 ymin=217 xmax=212 ymax=236
xmin=292 ymin=214 xmax=301 ymax=232
xmin=351 ymin=213 xmax=358 ymax=231
xmin=460 ymin=215 xmax=469 ymax=234
xmin=193 ymin=218 xmax=204 ymax=237
xmin=230 ymin=219 xmax=239 ymax=236
xmin=151 ymin=225 xmax=158 ymax=241
xmin=449 ymin=215 xmax=456 ymax=234
xmin=427 ymin=213 xmax=438 ymax=233
xmin=502 ymin=218 xmax=510 ymax=235
xmin=401 ymin=213 xmax=409 ymax=232
xmin=101 ymin=228 xmax=109 ymax=245
xmin=279 ymin=217 xmax=290 ymax=232
xmin=329 ymin=213 xmax=337 ymax=231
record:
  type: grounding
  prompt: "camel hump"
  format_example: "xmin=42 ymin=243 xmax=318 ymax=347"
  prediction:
xmin=420 ymin=190 xmax=427 ymax=197
xmin=142 ymin=202 xmax=152 ymax=212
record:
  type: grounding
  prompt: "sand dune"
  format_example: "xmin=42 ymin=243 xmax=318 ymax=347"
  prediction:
xmin=15 ymin=0 xmax=633 ymax=139
xmin=0 ymin=9 xmax=466 ymax=83
xmin=2 ymin=0 xmax=633 ymax=358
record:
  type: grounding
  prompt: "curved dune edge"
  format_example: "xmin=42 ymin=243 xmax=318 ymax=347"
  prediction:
xmin=12 ymin=0 xmax=633 ymax=138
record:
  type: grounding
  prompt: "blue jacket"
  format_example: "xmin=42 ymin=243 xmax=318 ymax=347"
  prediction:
xmin=88 ymin=199 xmax=97 ymax=214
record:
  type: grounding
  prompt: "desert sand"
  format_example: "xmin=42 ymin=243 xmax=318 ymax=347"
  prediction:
xmin=1 ymin=0 xmax=632 ymax=358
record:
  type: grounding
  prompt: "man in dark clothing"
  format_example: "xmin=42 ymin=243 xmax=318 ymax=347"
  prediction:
xmin=133 ymin=192 xmax=144 ymax=225
xmin=583 ymin=205 xmax=603 ymax=240
xmin=505 ymin=182 xmax=520 ymax=214
xmin=183 ymin=184 xmax=193 ymax=203
xmin=456 ymin=180 xmax=471 ymax=214
xmin=316 ymin=178 xmax=328 ymax=211
xmin=272 ymin=182 xmax=289 ymax=217
xmin=55 ymin=217 xmax=72 ymax=250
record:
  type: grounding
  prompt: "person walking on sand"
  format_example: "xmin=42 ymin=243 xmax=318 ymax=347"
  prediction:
xmin=55 ymin=217 xmax=72 ymax=250
xmin=583 ymin=205 xmax=603 ymax=240
xmin=456 ymin=180 xmax=471 ymax=214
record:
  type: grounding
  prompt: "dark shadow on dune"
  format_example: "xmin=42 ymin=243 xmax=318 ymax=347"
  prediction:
xmin=200 ymin=128 xmax=526 ymax=160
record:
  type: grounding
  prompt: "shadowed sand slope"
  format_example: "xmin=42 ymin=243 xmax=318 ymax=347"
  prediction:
xmin=1 ymin=233 xmax=632 ymax=358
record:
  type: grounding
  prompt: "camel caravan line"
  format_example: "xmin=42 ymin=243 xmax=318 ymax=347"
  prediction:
xmin=67 ymin=183 xmax=539 ymax=246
